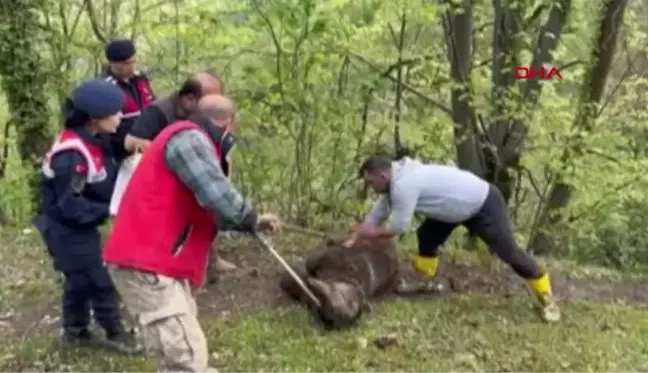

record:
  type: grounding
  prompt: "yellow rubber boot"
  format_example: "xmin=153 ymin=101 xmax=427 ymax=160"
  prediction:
xmin=413 ymin=255 xmax=440 ymax=278
xmin=527 ymin=272 xmax=561 ymax=322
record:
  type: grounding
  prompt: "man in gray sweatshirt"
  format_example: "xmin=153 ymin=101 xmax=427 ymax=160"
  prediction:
xmin=348 ymin=155 xmax=560 ymax=322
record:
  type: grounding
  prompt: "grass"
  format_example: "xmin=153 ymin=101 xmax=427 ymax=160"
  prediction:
xmin=2 ymin=227 xmax=648 ymax=372
xmin=1 ymin=226 xmax=645 ymax=314
xmin=1 ymin=295 xmax=648 ymax=372
xmin=0 ymin=228 xmax=59 ymax=311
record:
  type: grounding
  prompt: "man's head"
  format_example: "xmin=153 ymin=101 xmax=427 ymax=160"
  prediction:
xmin=178 ymin=70 xmax=224 ymax=114
xmin=105 ymin=39 xmax=137 ymax=79
xmin=359 ymin=155 xmax=393 ymax=194
xmin=197 ymin=94 xmax=236 ymax=132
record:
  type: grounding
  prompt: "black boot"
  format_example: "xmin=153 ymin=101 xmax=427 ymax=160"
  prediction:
xmin=103 ymin=328 xmax=143 ymax=354
xmin=60 ymin=327 xmax=99 ymax=347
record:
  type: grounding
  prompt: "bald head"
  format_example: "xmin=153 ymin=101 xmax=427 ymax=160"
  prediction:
xmin=178 ymin=70 xmax=225 ymax=114
xmin=178 ymin=70 xmax=223 ymax=101
xmin=193 ymin=71 xmax=223 ymax=96
xmin=198 ymin=94 xmax=236 ymax=129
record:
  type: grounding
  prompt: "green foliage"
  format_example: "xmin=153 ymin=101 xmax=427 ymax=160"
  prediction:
xmin=0 ymin=0 xmax=645 ymax=267
xmin=0 ymin=0 xmax=54 ymax=215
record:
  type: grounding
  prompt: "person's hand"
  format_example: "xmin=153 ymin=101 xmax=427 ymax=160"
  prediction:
xmin=341 ymin=232 xmax=357 ymax=249
xmin=133 ymin=139 xmax=151 ymax=153
xmin=124 ymin=135 xmax=151 ymax=153
xmin=256 ymin=213 xmax=282 ymax=233
xmin=351 ymin=223 xmax=379 ymax=239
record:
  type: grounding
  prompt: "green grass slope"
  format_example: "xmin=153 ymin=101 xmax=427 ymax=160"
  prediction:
xmin=2 ymin=294 xmax=648 ymax=372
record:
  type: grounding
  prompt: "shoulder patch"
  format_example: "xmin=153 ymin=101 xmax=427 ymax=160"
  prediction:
xmin=74 ymin=163 xmax=87 ymax=174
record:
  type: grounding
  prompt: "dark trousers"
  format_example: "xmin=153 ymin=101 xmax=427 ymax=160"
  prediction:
xmin=62 ymin=264 xmax=123 ymax=336
xmin=417 ymin=185 xmax=543 ymax=279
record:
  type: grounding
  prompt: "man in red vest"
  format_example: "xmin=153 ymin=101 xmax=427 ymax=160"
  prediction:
xmin=103 ymin=38 xmax=156 ymax=159
xmin=103 ymin=94 xmax=280 ymax=372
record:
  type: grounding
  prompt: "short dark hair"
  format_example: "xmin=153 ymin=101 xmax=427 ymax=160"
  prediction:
xmin=358 ymin=155 xmax=393 ymax=177
xmin=178 ymin=77 xmax=203 ymax=98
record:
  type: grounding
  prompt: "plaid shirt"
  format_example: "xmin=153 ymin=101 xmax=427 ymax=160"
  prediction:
xmin=164 ymin=129 xmax=253 ymax=229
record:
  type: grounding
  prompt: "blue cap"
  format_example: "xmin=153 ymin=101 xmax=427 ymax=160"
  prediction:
xmin=105 ymin=39 xmax=135 ymax=62
xmin=71 ymin=79 xmax=124 ymax=118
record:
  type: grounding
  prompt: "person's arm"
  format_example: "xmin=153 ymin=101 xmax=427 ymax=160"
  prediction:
xmin=364 ymin=195 xmax=390 ymax=226
xmin=384 ymin=181 xmax=420 ymax=235
xmin=342 ymin=194 xmax=391 ymax=248
xmin=356 ymin=179 xmax=420 ymax=239
xmin=123 ymin=134 xmax=152 ymax=154
xmin=49 ymin=151 xmax=110 ymax=226
xmin=111 ymin=119 xmax=136 ymax=162
xmin=124 ymin=106 xmax=166 ymax=152
xmin=164 ymin=129 xmax=257 ymax=230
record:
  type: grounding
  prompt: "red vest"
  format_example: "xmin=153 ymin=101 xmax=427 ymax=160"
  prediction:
xmin=42 ymin=129 xmax=107 ymax=183
xmin=105 ymin=72 xmax=154 ymax=120
xmin=103 ymin=120 xmax=221 ymax=287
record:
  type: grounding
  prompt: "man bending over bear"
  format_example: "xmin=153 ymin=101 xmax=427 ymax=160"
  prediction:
xmin=347 ymin=155 xmax=560 ymax=322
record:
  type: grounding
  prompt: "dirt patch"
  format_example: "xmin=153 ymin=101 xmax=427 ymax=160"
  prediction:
xmin=3 ymin=235 xmax=648 ymax=341
xmin=197 ymin=237 xmax=648 ymax=320
xmin=394 ymin=260 xmax=648 ymax=305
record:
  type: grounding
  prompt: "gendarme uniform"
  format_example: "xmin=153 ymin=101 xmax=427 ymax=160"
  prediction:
xmin=34 ymin=79 xmax=141 ymax=353
xmin=103 ymin=39 xmax=156 ymax=159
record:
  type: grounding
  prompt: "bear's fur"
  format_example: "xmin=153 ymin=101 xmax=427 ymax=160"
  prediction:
xmin=279 ymin=235 xmax=399 ymax=329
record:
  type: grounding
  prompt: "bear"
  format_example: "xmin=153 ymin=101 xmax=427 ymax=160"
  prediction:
xmin=279 ymin=234 xmax=400 ymax=330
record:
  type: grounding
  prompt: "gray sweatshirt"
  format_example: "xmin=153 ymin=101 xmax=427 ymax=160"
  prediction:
xmin=364 ymin=157 xmax=490 ymax=233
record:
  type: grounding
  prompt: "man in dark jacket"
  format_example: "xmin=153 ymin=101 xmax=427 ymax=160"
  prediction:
xmin=118 ymin=71 xmax=236 ymax=277
xmin=123 ymin=70 xmax=223 ymax=153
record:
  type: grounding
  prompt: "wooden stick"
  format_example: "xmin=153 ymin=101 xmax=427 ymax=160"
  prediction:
xmin=254 ymin=232 xmax=322 ymax=308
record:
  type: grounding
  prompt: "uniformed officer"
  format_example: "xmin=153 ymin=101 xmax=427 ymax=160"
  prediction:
xmin=34 ymin=79 xmax=142 ymax=352
xmin=103 ymin=38 xmax=156 ymax=159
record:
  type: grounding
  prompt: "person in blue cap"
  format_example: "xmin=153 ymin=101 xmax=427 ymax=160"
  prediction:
xmin=103 ymin=38 xmax=156 ymax=159
xmin=34 ymin=79 xmax=142 ymax=353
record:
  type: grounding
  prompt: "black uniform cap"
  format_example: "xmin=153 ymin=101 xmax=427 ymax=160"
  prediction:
xmin=105 ymin=39 xmax=136 ymax=62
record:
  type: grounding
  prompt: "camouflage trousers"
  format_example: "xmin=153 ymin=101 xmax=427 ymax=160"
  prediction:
xmin=107 ymin=265 xmax=208 ymax=372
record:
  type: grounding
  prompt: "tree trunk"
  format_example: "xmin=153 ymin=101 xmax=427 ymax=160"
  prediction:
xmin=442 ymin=0 xmax=570 ymax=250
xmin=488 ymin=0 xmax=572 ymax=203
xmin=529 ymin=0 xmax=628 ymax=255
xmin=443 ymin=0 xmax=485 ymax=177
xmin=0 ymin=0 xmax=53 ymax=215
xmin=486 ymin=0 xmax=525 ymax=202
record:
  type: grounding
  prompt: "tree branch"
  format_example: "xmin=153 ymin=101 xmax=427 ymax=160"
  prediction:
xmin=83 ymin=0 xmax=107 ymax=43
xmin=348 ymin=53 xmax=453 ymax=116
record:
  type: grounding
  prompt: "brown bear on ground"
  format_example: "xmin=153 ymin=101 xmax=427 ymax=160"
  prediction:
xmin=279 ymin=235 xmax=400 ymax=329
